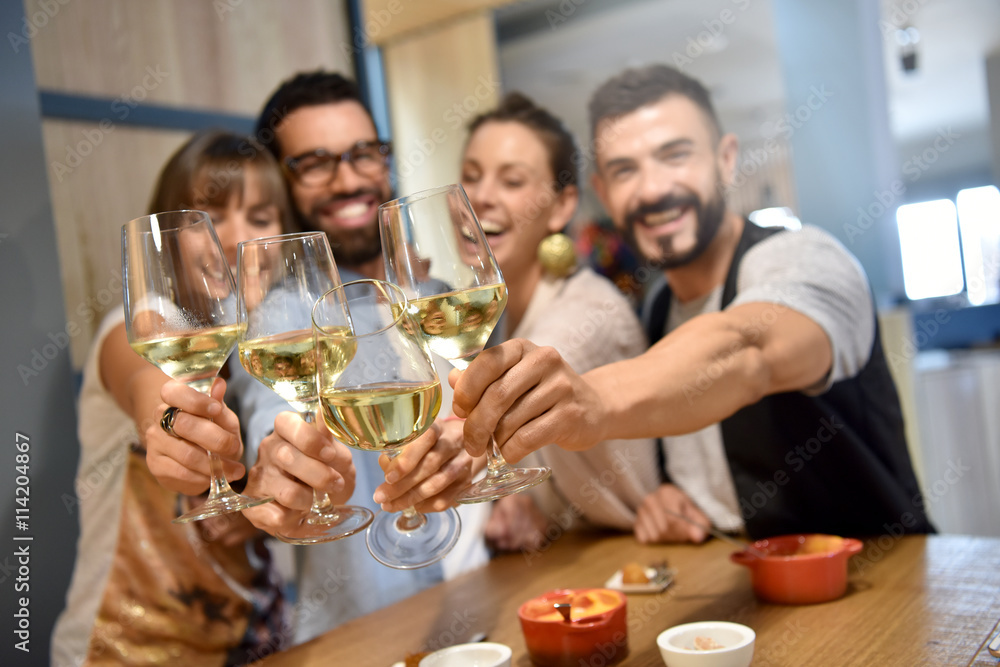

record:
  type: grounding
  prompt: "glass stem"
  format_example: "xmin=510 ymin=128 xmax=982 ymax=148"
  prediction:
xmin=397 ymin=506 xmax=426 ymax=532
xmin=385 ymin=448 xmax=427 ymax=532
xmin=451 ymin=357 xmax=514 ymax=481
xmin=301 ymin=407 xmax=336 ymax=519
xmin=484 ymin=435 xmax=515 ymax=480
xmin=206 ymin=452 xmax=236 ymax=497
xmin=193 ymin=378 xmax=237 ymax=498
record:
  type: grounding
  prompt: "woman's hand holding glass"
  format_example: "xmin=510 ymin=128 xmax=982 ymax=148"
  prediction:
xmin=122 ymin=210 xmax=272 ymax=522
xmin=145 ymin=377 xmax=246 ymax=494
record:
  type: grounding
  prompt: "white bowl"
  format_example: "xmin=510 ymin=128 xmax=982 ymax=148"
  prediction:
xmin=419 ymin=642 xmax=512 ymax=667
xmin=657 ymin=621 xmax=755 ymax=667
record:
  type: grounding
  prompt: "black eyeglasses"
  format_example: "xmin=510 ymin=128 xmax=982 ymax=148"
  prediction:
xmin=283 ymin=141 xmax=391 ymax=187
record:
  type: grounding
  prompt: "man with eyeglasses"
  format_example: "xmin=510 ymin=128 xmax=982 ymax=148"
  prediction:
xmin=255 ymin=71 xmax=392 ymax=279
xmin=241 ymin=71 xmax=486 ymax=646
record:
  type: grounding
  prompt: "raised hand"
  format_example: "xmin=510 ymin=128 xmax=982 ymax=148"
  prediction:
xmin=373 ymin=419 xmax=479 ymax=513
xmin=145 ymin=377 xmax=245 ymax=495
xmin=450 ymin=339 xmax=608 ymax=463
xmin=242 ymin=411 xmax=356 ymax=539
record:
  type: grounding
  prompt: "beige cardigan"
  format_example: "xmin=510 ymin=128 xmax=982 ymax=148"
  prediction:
xmin=513 ymin=268 xmax=661 ymax=531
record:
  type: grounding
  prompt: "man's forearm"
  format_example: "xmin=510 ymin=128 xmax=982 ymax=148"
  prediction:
xmin=585 ymin=311 xmax=769 ymax=441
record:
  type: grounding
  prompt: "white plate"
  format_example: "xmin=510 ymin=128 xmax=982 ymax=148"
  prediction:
xmin=604 ymin=566 xmax=675 ymax=594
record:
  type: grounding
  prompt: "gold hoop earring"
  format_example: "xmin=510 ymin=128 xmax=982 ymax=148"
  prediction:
xmin=538 ymin=233 xmax=576 ymax=278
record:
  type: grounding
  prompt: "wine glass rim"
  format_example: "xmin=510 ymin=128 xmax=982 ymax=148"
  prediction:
xmin=237 ymin=231 xmax=326 ymax=247
xmin=377 ymin=183 xmax=464 ymax=211
xmin=312 ymin=278 xmax=410 ymax=340
xmin=124 ymin=209 xmax=212 ymax=232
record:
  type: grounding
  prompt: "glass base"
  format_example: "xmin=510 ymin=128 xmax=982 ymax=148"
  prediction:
xmin=276 ymin=505 xmax=374 ymax=545
xmin=173 ymin=490 xmax=273 ymax=524
xmin=366 ymin=507 xmax=461 ymax=569
xmin=456 ymin=466 xmax=552 ymax=504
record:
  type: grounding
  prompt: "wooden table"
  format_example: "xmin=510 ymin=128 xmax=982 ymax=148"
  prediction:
xmin=257 ymin=532 xmax=1000 ymax=666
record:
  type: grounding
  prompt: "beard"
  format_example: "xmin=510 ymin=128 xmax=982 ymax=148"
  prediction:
xmin=622 ymin=181 xmax=726 ymax=269
xmin=298 ymin=185 xmax=391 ymax=267
xmin=326 ymin=222 xmax=382 ymax=267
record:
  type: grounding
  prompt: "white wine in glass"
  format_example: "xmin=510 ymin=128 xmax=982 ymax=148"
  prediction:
xmin=314 ymin=279 xmax=461 ymax=569
xmin=122 ymin=209 xmax=273 ymax=523
xmin=237 ymin=232 xmax=373 ymax=544
xmin=379 ymin=184 xmax=551 ymax=503
xmin=403 ymin=284 xmax=507 ymax=369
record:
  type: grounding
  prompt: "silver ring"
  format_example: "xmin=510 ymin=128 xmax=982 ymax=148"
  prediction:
xmin=160 ymin=406 xmax=182 ymax=438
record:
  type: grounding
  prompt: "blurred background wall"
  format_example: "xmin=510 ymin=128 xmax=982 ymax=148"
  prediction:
xmin=1 ymin=0 xmax=998 ymax=662
xmin=31 ymin=0 xmax=354 ymax=369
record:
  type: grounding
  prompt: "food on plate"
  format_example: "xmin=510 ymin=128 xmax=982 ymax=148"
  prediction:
xmin=621 ymin=562 xmax=649 ymax=584
xmin=691 ymin=635 xmax=725 ymax=650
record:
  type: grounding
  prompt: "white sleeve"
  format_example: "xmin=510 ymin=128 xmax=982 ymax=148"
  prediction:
xmin=729 ymin=225 xmax=875 ymax=393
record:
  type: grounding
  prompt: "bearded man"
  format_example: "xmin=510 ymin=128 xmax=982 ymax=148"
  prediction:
xmin=452 ymin=64 xmax=932 ymax=542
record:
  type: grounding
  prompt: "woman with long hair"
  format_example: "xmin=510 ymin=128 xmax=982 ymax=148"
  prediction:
xmin=457 ymin=94 xmax=664 ymax=549
xmin=52 ymin=130 xmax=355 ymax=666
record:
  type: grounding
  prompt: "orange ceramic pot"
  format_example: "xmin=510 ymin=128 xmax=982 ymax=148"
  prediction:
xmin=730 ymin=534 xmax=863 ymax=604
xmin=518 ymin=588 xmax=627 ymax=666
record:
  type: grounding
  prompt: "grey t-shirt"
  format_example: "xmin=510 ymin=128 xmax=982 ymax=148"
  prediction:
xmin=658 ymin=225 xmax=875 ymax=531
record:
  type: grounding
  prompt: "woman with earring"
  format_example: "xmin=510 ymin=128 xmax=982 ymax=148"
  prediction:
xmin=456 ymin=93 xmax=665 ymax=551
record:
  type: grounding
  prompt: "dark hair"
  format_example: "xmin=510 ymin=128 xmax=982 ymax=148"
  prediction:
xmin=148 ymin=129 xmax=294 ymax=232
xmin=467 ymin=92 xmax=578 ymax=191
xmin=588 ymin=64 xmax=722 ymax=142
xmin=254 ymin=70 xmax=369 ymax=159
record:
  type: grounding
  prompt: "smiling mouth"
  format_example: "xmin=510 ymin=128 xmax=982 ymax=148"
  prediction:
xmin=333 ymin=201 xmax=370 ymax=218
xmin=639 ymin=206 xmax=687 ymax=228
xmin=478 ymin=220 xmax=506 ymax=237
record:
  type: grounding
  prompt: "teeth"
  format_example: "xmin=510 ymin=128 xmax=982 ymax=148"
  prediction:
xmin=334 ymin=202 xmax=368 ymax=218
xmin=643 ymin=207 xmax=684 ymax=227
xmin=479 ymin=220 xmax=505 ymax=235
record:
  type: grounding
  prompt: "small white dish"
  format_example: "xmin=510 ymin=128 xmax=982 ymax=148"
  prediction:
xmin=419 ymin=642 xmax=512 ymax=667
xmin=657 ymin=621 xmax=755 ymax=667
xmin=605 ymin=566 xmax=675 ymax=593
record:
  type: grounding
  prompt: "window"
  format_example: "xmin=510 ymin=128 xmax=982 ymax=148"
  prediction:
xmin=748 ymin=206 xmax=802 ymax=230
xmin=897 ymin=199 xmax=963 ymax=301
xmin=896 ymin=188 xmax=1000 ymax=304
xmin=956 ymin=186 xmax=1000 ymax=306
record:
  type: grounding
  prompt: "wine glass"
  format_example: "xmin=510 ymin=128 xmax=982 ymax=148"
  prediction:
xmin=236 ymin=232 xmax=374 ymax=544
xmin=379 ymin=184 xmax=552 ymax=503
xmin=313 ymin=279 xmax=460 ymax=569
xmin=122 ymin=210 xmax=273 ymax=523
